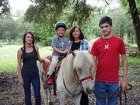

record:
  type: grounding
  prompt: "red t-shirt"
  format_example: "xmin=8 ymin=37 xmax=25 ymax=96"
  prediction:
xmin=90 ymin=35 xmax=126 ymax=82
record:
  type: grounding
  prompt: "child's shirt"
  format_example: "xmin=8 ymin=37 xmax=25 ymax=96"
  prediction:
xmin=51 ymin=36 xmax=69 ymax=56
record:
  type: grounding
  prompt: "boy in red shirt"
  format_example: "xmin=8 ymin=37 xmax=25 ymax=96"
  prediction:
xmin=90 ymin=16 xmax=128 ymax=105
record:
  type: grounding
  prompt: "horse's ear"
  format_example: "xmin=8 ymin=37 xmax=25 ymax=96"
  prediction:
xmin=70 ymin=50 xmax=75 ymax=57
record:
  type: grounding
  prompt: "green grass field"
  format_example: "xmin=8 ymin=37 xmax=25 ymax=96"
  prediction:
xmin=0 ymin=45 xmax=52 ymax=73
xmin=0 ymin=45 xmax=140 ymax=73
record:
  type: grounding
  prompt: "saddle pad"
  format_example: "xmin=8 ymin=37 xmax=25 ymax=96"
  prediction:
xmin=43 ymin=55 xmax=52 ymax=70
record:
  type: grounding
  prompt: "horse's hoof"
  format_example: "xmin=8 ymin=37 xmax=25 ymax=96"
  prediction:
xmin=49 ymin=102 xmax=53 ymax=105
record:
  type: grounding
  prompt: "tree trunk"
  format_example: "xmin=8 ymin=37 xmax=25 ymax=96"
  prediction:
xmin=128 ymin=0 xmax=140 ymax=51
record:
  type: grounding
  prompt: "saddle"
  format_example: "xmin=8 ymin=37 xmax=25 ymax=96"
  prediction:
xmin=42 ymin=55 xmax=64 ymax=76
xmin=42 ymin=55 xmax=65 ymax=89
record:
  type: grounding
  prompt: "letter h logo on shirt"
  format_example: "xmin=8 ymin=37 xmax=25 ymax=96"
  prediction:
xmin=104 ymin=42 xmax=109 ymax=49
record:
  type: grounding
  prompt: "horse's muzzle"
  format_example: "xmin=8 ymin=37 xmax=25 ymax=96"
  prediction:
xmin=86 ymin=88 xmax=93 ymax=94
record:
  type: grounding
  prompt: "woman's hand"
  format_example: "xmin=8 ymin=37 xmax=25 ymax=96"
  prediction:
xmin=18 ymin=77 xmax=24 ymax=86
xmin=44 ymin=58 xmax=51 ymax=64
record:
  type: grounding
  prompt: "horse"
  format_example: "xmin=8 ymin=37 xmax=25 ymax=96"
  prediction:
xmin=57 ymin=50 xmax=94 ymax=105
xmin=39 ymin=55 xmax=55 ymax=105
xmin=39 ymin=50 xmax=94 ymax=105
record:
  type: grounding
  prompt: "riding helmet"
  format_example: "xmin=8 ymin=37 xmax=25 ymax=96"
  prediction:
xmin=55 ymin=22 xmax=67 ymax=30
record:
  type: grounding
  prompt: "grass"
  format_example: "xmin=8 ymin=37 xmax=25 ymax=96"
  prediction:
xmin=0 ymin=45 xmax=52 ymax=73
xmin=0 ymin=44 xmax=140 ymax=73
xmin=127 ymin=56 xmax=140 ymax=66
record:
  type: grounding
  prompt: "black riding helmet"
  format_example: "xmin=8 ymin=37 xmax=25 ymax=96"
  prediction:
xmin=55 ymin=22 xmax=67 ymax=30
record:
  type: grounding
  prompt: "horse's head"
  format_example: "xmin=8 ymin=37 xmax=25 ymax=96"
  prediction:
xmin=72 ymin=50 xmax=94 ymax=94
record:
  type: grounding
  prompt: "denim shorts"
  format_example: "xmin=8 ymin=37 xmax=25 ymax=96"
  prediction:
xmin=94 ymin=81 xmax=119 ymax=105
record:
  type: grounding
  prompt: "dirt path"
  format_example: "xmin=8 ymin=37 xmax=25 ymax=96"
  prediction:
xmin=0 ymin=71 xmax=140 ymax=105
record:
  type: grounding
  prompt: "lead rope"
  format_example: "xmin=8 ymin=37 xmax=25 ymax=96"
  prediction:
xmin=93 ymin=84 xmax=132 ymax=105
xmin=62 ymin=77 xmax=82 ymax=96
xmin=62 ymin=69 xmax=82 ymax=96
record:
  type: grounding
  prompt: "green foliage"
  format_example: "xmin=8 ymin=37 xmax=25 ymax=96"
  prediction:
xmin=0 ymin=13 xmax=35 ymax=43
xmin=0 ymin=0 xmax=10 ymax=15
xmin=34 ymin=23 xmax=55 ymax=45
xmin=119 ymin=0 xmax=128 ymax=7
xmin=24 ymin=0 xmax=93 ymax=30
xmin=0 ymin=14 xmax=16 ymax=39
xmin=127 ymin=56 xmax=140 ymax=66
xmin=105 ymin=8 xmax=135 ymax=43
xmin=1 ymin=0 xmax=139 ymax=48
xmin=120 ymin=0 xmax=140 ymax=14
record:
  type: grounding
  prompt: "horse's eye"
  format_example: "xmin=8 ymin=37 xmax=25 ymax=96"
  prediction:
xmin=77 ymin=68 xmax=82 ymax=74
xmin=78 ymin=68 xmax=82 ymax=71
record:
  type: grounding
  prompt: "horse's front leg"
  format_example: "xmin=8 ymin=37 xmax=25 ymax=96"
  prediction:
xmin=74 ymin=93 xmax=82 ymax=105
xmin=58 ymin=93 xmax=67 ymax=105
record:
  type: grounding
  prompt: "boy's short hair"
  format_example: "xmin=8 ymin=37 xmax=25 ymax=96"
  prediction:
xmin=99 ymin=16 xmax=112 ymax=26
xmin=55 ymin=22 xmax=67 ymax=30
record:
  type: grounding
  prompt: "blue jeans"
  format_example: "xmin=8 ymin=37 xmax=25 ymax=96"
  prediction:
xmin=22 ymin=73 xmax=41 ymax=105
xmin=94 ymin=81 xmax=119 ymax=105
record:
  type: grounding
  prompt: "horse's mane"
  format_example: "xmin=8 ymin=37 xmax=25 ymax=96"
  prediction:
xmin=60 ymin=53 xmax=75 ymax=84
xmin=60 ymin=50 xmax=93 ymax=84
xmin=73 ymin=50 xmax=93 ymax=69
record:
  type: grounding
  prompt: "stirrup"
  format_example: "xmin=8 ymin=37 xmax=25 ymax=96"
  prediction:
xmin=46 ymin=75 xmax=53 ymax=85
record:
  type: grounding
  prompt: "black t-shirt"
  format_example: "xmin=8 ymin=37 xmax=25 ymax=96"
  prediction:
xmin=71 ymin=41 xmax=81 ymax=51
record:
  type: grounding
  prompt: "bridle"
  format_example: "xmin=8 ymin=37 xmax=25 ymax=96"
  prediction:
xmin=73 ymin=69 xmax=93 ymax=83
xmin=93 ymin=84 xmax=132 ymax=105
xmin=62 ymin=69 xmax=93 ymax=96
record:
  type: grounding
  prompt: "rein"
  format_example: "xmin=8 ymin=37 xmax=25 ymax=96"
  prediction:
xmin=62 ymin=69 xmax=93 ymax=96
xmin=93 ymin=84 xmax=132 ymax=105
xmin=62 ymin=77 xmax=82 ymax=96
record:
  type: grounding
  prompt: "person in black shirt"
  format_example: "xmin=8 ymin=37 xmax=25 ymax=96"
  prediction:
xmin=17 ymin=32 xmax=50 ymax=105
xmin=68 ymin=26 xmax=89 ymax=105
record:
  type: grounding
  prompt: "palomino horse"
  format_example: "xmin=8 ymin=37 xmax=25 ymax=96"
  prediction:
xmin=39 ymin=55 xmax=55 ymax=105
xmin=39 ymin=50 xmax=94 ymax=105
xmin=57 ymin=50 xmax=94 ymax=105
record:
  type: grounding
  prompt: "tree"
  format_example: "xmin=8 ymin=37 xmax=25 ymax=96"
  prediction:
xmin=23 ymin=0 xmax=94 ymax=44
xmin=0 ymin=13 xmax=35 ymax=44
xmin=105 ymin=7 xmax=135 ymax=44
xmin=120 ymin=0 xmax=140 ymax=50
xmin=24 ymin=0 xmax=93 ymax=28
xmin=0 ymin=0 xmax=10 ymax=15
xmin=0 ymin=14 xmax=17 ymax=40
